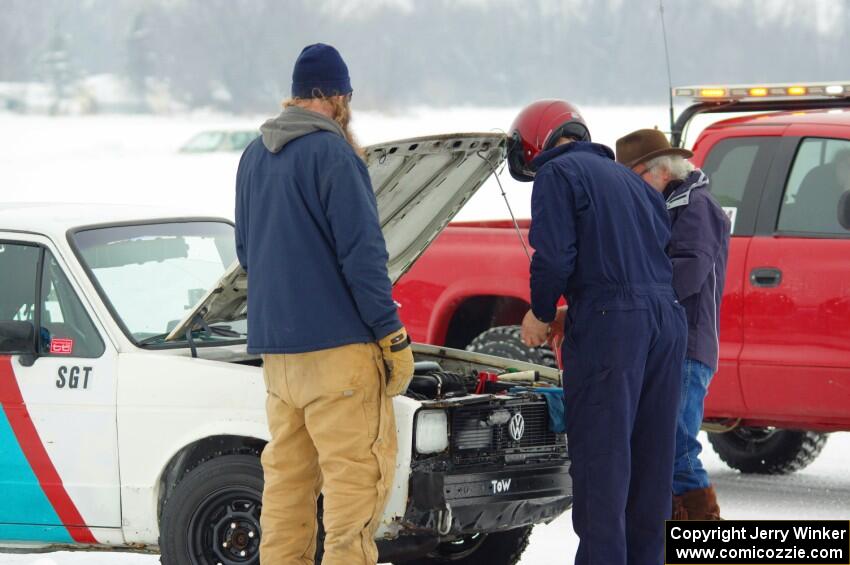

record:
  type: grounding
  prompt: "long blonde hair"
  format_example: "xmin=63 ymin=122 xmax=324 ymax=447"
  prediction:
xmin=283 ymin=89 xmax=362 ymax=156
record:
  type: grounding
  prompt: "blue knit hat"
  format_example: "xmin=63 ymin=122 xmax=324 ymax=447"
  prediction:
xmin=291 ymin=43 xmax=352 ymax=99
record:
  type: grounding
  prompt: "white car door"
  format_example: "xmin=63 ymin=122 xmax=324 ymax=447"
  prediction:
xmin=0 ymin=234 xmax=120 ymax=543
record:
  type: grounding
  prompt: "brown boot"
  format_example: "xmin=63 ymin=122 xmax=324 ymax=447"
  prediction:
xmin=672 ymin=495 xmax=689 ymax=520
xmin=680 ymin=486 xmax=722 ymax=520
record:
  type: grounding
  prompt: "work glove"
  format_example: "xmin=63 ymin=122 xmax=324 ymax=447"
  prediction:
xmin=379 ymin=327 xmax=415 ymax=397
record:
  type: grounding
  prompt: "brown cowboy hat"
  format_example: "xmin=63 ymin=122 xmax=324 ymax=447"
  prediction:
xmin=615 ymin=128 xmax=693 ymax=168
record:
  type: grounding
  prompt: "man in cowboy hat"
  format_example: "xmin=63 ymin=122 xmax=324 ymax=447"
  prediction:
xmin=616 ymin=128 xmax=731 ymax=521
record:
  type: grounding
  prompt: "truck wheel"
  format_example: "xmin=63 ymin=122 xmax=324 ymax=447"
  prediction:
xmin=707 ymin=428 xmax=828 ymax=475
xmin=160 ymin=454 xmax=264 ymax=565
xmin=466 ymin=326 xmax=557 ymax=368
xmin=398 ymin=526 xmax=532 ymax=564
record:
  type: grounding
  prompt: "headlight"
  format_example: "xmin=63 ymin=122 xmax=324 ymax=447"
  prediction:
xmin=415 ymin=409 xmax=449 ymax=454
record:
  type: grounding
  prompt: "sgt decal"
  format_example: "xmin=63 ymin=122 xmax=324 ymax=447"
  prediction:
xmin=56 ymin=366 xmax=92 ymax=389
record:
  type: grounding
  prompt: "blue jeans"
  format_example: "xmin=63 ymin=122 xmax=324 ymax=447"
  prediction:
xmin=673 ymin=358 xmax=713 ymax=496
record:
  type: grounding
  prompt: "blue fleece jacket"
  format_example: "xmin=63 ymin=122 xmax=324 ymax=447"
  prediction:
xmin=664 ymin=169 xmax=731 ymax=371
xmin=528 ymin=142 xmax=674 ymax=321
xmin=235 ymin=107 xmax=401 ymax=353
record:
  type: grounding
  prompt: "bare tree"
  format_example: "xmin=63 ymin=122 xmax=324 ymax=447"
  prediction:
xmin=42 ymin=23 xmax=73 ymax=115
xmin=126 ymin=11 xmax=154 ymax=112
xmin=1 ymin=0 xmax=847 ymax=113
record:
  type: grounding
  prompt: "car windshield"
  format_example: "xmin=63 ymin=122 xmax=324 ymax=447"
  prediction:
xmin=180 ymin=131 xmax=225 ymax=152
xmin=72 ymin=221 xmax=245 ymax=345
xmin=179 ymin=130 xmax=257 ymax=153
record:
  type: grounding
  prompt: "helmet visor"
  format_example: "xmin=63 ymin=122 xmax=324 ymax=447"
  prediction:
xmin=507 ymin=132 xmax=535 ymax=182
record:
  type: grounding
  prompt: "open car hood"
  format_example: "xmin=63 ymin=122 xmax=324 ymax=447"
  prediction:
xmin=166 ymin=132 xmax=507 ymax=341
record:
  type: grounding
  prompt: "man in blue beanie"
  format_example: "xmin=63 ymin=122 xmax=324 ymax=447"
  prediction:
xmin=235 ymin=43 xmax=414 ymax=565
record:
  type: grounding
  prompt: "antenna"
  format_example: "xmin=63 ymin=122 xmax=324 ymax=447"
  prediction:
xmin=476 ymin=150 xmax=532 ymax=264
xmin=659 ymin=0 xmax=675 ymax=139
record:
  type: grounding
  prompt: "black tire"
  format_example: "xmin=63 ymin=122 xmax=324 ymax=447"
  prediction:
xmin=707 ymin=428 xmax=828 ymax=475
xmin=397 ymin=526 xmax=532 ymax=565
xmin=466 ymin=326 xmax=557 ymax=368
xmin=159 ymin=454 xmax=325 ymax=565
xmin=160 ymin=454 xmax=264 ymax=565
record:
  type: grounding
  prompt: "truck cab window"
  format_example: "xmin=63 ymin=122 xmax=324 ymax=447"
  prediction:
xmin=701 ymin=137 xmax=775 ymax=235
xmin=778 ymin=138 xmax=850 ymax=235
xmin=40 ymin=253 xmax=105 ymax=358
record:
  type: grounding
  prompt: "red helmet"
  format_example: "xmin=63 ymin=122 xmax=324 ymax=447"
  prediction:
xmin=507 ymin=99 xmax=590 ymax=182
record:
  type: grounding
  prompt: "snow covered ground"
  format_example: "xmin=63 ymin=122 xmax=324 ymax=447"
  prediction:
xmin=522 ymin=431 xmax=850 ymax=565
xmin=1 ymin=108 xmax=848 ymax=563
xmin=0 ymin=105 xmax=681 ymax=224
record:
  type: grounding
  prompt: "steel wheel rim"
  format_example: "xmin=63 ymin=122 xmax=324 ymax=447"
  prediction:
xmin=187 ymin=486 xmax=262 ymax=565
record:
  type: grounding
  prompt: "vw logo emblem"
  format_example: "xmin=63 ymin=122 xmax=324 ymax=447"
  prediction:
xmin=508 ymin=413 xmax=525 ymax=441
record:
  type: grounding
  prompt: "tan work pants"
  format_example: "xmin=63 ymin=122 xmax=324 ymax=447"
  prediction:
xmin=259 ymin=342 xmax=397 ymax=565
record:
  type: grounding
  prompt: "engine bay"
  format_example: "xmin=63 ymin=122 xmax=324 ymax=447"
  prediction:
xmin=405 ymin=361 xmax=538 ymax=400
xmin=232 ymin=342 xmax=561 ymax=402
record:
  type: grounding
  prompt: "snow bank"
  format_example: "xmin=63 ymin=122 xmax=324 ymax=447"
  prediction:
xmin=0 ymin=106 xmax=671 ymax=223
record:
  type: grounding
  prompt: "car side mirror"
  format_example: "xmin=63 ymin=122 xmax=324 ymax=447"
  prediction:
xmin=0 ymin=321 xmax=38 ymax=365
xmin=838 ymin=191 xmax=850 ymax=231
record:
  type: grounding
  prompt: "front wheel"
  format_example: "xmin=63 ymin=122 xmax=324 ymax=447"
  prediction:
xmin=707 ymin=428 xmax=828 ymax=475
xmin=159 ymin=454 xmax=264 ymax=565
xmin=397 ymin=526 xmax=533 ymax=565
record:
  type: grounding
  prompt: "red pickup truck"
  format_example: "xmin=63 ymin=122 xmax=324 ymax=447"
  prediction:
xmin=395 ymin=82 xmax=850 ymax=476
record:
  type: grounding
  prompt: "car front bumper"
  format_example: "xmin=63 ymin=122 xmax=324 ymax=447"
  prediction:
xmin=403 ymin=462 xmax=572 ymax=536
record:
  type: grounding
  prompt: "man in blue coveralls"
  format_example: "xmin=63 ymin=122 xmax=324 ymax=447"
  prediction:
xmin=617 ymin=129 xmax=730 ymax=521
xmin=510 ymin=100 xmax=687 ymax=565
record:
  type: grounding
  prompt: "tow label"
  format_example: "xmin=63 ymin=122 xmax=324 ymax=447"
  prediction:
xmin=491 ymin=478 xmax=512 ymax=494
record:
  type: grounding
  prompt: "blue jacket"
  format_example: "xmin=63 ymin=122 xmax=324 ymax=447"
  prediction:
xmin=664 ymin=169 xmax=730 ymax=371
xmin=528 ymin=142 xmax=674 ymax=320
xmin=235 ymin=107 xmax=401 ymax=353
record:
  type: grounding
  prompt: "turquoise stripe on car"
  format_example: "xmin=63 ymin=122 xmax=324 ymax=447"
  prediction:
xmin=0 ymin=406 xmax=73 ymax=543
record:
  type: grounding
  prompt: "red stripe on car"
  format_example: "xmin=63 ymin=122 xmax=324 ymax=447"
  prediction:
xmin=0 ymin=356 xmax=98 ymax=544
